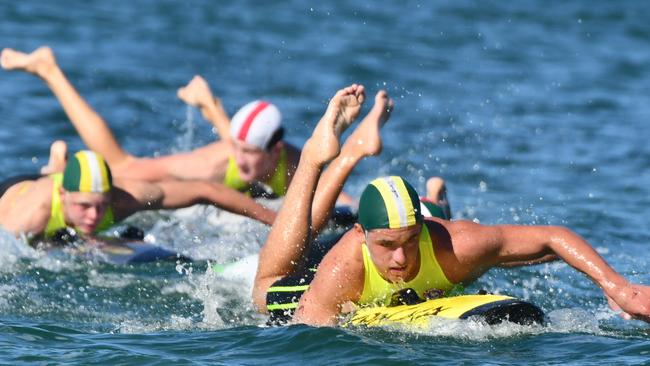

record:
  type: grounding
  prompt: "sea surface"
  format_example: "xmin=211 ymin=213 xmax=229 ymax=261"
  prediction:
xmin=1 ymin=1 xmax=650 ymax=364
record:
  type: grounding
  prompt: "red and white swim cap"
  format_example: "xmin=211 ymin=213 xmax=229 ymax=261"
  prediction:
xmin=230 ymin=100 xmax=282 ymax=149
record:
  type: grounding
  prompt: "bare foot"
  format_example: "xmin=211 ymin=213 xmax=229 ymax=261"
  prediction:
xmin=426 ymin=177 xmax=451 ymax=218
xmin=40 ymin=140 xmax=68 ymax=175
xmin=306 ymin=84 xmax=366 ymax=165
xmin=1 ymin=46 xmax=57 ymax=78
xmin=426 ymin=177 xmax=446 ymax=203
xmin=342 ymin=90 xmax=393 ymax=158
xmin=177 ymin=75 xmax=214 ymax=108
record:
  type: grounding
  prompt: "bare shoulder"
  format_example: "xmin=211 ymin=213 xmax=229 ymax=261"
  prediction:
xmin=190 ymin=140 xmax=233 ymax=161
xmin=428 ymin=218 xmax=501 ymax=249
xmin=110 ymin=178 xmax=163 ymax=217
xmin=320 ymin=229 xmax=364 ymax=269
xmin=198 ymin=141 xmax=231 ymax=179
xmin=311 ymin=229 xmax=365 ymax=298
xmin=0 ymin=177 xmax=52 ymax=235
xmin=294 ymin=229 xmax=366 ymax=324
xmin=14 ymin=177 xmax=53 ymax=205
xmin=425 ymin=218 xmax=503 ymax=283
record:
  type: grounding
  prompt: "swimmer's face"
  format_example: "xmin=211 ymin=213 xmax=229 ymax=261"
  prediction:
xmin=232 ymin=140 xmax=282 ymax=183
xmin=364 ymin=223 xmax=422 ymax=283
xmin=61 ymin=190 xmax=111 ymax=235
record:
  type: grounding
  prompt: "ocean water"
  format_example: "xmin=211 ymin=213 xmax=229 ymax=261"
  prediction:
xmin=1 ymin=0 xmax=650 ymax=364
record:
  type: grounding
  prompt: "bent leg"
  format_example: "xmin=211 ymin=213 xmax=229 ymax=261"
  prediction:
xmin=310 ymin=90 xmax=394 ymax=235
xmin=1 ymin=47 xmax=132 ymax=168
xmin=177 ymin=75 xmax=232 ymax=142
xmin=40 ymin=140 xmax=68 ymax=175
xmin=253 ymin=84 xmax=365 ymax=312
xmin=426 ymin=177 xmax=451 ymax=219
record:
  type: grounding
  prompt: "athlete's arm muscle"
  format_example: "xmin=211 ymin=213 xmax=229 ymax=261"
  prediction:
xmin=0 ymin=179 xmax=52 ymax=236
xmin=445 ymin=220 xmax=650 ymax=322
xmin=155 ymin=180 xmax=276 ymax=225
xmin=123 ymin=142 xmax=230 ymax=183
xmin=110 ymin=179 xmax=275 ymax=225
xmin=293 ymin=233 xmax=365 ymax=326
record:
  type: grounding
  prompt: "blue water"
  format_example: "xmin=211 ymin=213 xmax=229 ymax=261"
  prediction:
xmin=2 ymin=0 xmax=650 ymax=364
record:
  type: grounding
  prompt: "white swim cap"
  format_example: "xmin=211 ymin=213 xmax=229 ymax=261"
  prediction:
xmin=230 ymin=100 xmax=283 ymax=150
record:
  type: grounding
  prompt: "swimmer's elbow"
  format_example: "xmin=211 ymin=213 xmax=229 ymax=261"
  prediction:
xmin=251 ymin=283 xmax=270 ymax=315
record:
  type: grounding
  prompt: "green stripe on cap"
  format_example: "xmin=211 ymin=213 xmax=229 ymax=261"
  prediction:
xmin=358 ymin=176 xmax=422 ymax=230
xmin=63 ymin=151 xmax=112 ymax=193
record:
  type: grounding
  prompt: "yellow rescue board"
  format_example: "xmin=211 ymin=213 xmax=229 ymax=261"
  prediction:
xmin=343 ymin=294 xmax=544 ymax=329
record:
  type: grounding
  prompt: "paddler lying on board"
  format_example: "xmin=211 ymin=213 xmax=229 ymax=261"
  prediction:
xmin=0 ymin=46 xmax=353 ymax=204
xmin=252 ymin=83 xmax=650 ymax=326
xmin=0 ymin=149 xmax=276 ymax=244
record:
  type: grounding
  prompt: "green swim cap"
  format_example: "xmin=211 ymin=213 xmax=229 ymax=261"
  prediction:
xmin=62 ymin=150 xmax=112 ymax=193
xmin=419 ymin=198 xmax=448 ymax=220
xmin=358 ymin=176 xmax=423 ymax=231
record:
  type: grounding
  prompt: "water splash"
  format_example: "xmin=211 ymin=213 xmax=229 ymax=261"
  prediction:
xmin=0 ymin=230 xmax=38 ymax=272
xmin=174 ymin=105 xmax=196 ymax=152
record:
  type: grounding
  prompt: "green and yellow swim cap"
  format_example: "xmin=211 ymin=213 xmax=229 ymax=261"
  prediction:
xmin=62 ymin=150 xmax=112 ymax=193
xmin=358 ymin=176 xmax=423 ymax=231
xmin=419 ymin=198 xmax=449 ymax=220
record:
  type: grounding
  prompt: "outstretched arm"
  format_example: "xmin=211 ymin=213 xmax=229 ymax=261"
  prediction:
xmin=1 ymin=47 xmax=131 ymax=167
xmin=157 ymin=180 xmax=276 ymax=225
xmin=177 ymin=75 xmax=232 ymax=142
xmin=111 ymin=179 xmax=276 ymax=225
xmin=451 ymin=221 xmax=650 ymax=323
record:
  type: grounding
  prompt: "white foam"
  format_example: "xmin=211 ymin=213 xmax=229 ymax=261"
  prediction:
xmin=0 ymin=229 xmax=38 ymax=272
xmin=371 ymin=307 xmax=608 ymax=341
xmin=546 ymin=308 xmax=601 ymax=333
xmin=141 ymin=204 xmax=272 ymax=262
xmin=117 ymin=314 xmax=215 ymax=334
xmin=87 ymin=270 xmax=136 ymax=289
xmin=216 ymin=254 xmax=259 ymax=287
xmin=0 ymin=284 xmax=18 ymax=309
xmin=33 ymin=255 xmax=83 ymax=273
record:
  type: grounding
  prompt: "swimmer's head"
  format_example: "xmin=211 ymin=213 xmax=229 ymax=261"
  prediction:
xmin=357 ymin=176 xmax=424 ymax=283
xmin=230 ymin=100 xmax=283 ymax=151
xmin=61 ymin=150 xmax=112 ymax=235
xmin=358 ymin=176 xmax=423 ymax=231
xmin=230 ymin=100 xmax=284 ymax=182
xmin=62 ymin=150 xmax=112 ymax=193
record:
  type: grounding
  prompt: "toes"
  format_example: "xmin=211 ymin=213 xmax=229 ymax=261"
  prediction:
xmin=356 ymin=87 xmax=366 ymax=104
xmin=386 ymin=99 xmax=395 ymax=113
xmin=0 ymin=49 xmax=13 ymax=68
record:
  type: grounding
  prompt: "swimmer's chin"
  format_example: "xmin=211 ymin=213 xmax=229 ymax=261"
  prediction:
xmin=386 ymin=268 xmax=408 ymax=281
xmin=237 ymin=170 xmax=256 ymax=183
xmin=241 ymin=172 xmax=264 ymax=184
xmin=77 ymin=225 xmax=97 ymax=235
